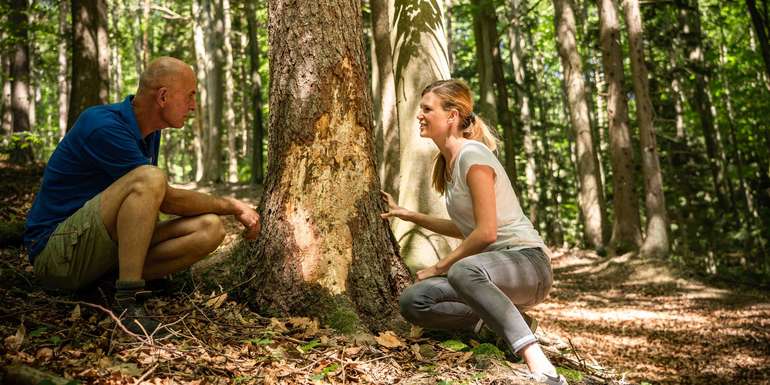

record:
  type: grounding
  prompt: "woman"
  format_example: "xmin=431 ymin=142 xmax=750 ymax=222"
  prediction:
xmin=382 ymin=80 xmax=567 ymax=385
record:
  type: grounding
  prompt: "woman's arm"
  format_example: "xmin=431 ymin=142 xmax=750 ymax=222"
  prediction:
xmin=380 ymin=191 xmax=464 ymax=238
xmin=417 ymin=164 xmax=497 ymax=280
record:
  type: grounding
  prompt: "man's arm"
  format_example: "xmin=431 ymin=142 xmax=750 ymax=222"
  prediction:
xmin=161 ymin=186 xmax=261 ymax=239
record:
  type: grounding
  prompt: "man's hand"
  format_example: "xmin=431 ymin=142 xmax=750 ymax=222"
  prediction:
xmin=228 ymin=198 xmax=261 ymax=239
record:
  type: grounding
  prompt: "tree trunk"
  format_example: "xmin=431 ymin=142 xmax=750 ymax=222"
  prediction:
xmin=58 ymin=0 xmax=69 ymax=137
xmin=470 ymin=0 xmax=498 ymax=128
xmin=69 ymin=0 xmax=110 ymax=129
xmin=191 ymin=0 xmax=208 ymax=182
xmin=222 ymin=0 xmax=237 ymax=183
xmin=239 ymin=0 xmax=411 ymax=332
xmin=141 ymin=0 xmax=151 ymax=70
xmin=202 ymin=0 xmax=224 ymax=183
xmin=446 ymin=0 xmax=454 ymax=72
xmin=509 ymin=0 xmax=537 ymax=224
xmin=9 ymin=0 xmax=34 ymax=164
xmin=109 ymin=0 xmax=122 ymax=100
xmin=391 ymin=0 xmax=455 ymax=271
xmin=624 ymin=0 xmax=669 ymax=258
xmin=747 ymin=0 xmax=770 ymax=87
xmin=597 ymin=0 xmax=642 ymax=253
xmin=677 ymin=0 xmax=728 ymax=209
xmin=1 ymin=55 xmax=11 ymax=136
xmin=370 ymin=0 xmax=400 ymax=197
xmin=553 ymin=0 xmax=607 ymax=249
xmin=246 ymin=1 xmax=264 ymax=185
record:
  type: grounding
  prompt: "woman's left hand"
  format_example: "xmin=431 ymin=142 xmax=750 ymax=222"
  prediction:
xmin=416 ymin=262 xmax=449 ymax=281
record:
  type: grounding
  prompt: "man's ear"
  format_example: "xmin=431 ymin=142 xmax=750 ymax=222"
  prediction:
xmin=157 ymin=87 xmax=169 ymax=106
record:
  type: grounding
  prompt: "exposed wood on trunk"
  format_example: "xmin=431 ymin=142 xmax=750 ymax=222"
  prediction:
xmin=241 ymin=0 xmax=411 ymax=331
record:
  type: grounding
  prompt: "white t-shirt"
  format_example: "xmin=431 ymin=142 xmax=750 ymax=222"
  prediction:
xmin=445 ymin=140 xmax=545 ymax=252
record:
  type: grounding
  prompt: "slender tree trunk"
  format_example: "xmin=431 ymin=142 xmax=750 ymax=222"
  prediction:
xmin=222 ymin=0 xmax=238 ymax=183
xmin=109 ymin=0 xmax=122 ymax=100
xmin=246 ymin=1 xmax=264 ymax=185
xmin=470 ymin=0 xmax=498 ymax=128
xmin=746 ymin=0 xmax=770 ymax=87
xmin=192 ymin=0 xmax=208 ymax=182
xmin=553 ymin=0 xmax=607 ymax=249
xmin=509 ymin=0 xmax=537 ymax=223
xmin=9 ymin=0 xmax=33 ymax=163
xmin=598 ymin=0 xmax=642 ymax=253
xmin=1 ymin=56 xmax=11 ymax=136
xmin=141 ymin=0 xmax=151 ymax=70
xmin=69 ymin=0 xmax=110 ymax=129
xmin=240 ymin=0 xmax=410 ymax=331
xmin=203 ymin=0 xmax=224 ymax=183
xmin=391 ymin=0 xmax=455 ymax=271
xmin=446 ymin=0 xmax=454 ymax=72
xmin=58 ymin=0 xmax=69 ymax=137
xmin=677 ymin=0 xmax=728 ymax=208
xmin=624 ymin=0 xmax=669 ymax=258
xmin=669 ymin=54 xmax=686 ymax=140
xmin=370 ymin=0 xmax=400 ymax=196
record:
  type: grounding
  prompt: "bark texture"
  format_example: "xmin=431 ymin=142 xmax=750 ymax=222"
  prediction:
xmin=370 ymin=0 xmax=400 ymax=196
xmin=246 ymin=1 xmax=265 ymax=185
xmin=58 ymin=0 xmax=69 ymax=137
xmin=553 ymin=0 xmax=607 ymax=249
xmin=239 ymin=0 xmax=411 ymax=331
xmin=597 ymin=0 xmax=642 ymax=253
xmin=624 ymin=0 xmax=669 ymax=258
xmin=391 ymin=0 xmax=456 ymax=271
xmin=9 ymin=0 xmax=34 ymax=163
xmin=746 ymin=0 xmax=770 ymax=87
xmin=69 ymin=0 xmax=110 ymax=129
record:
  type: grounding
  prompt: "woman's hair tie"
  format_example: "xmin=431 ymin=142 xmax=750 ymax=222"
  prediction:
xmin=463 ymin=112 xmax=476 ymax=129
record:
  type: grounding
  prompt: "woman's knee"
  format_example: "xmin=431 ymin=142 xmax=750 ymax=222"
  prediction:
xmin=398 ymin=286 xmax=424 ymax=323
xmin=447 ymin=259 xmax=486 ymax=288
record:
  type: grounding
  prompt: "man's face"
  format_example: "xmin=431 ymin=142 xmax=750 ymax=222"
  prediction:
xmin=161 ymin=72 xmax=196 ymax=129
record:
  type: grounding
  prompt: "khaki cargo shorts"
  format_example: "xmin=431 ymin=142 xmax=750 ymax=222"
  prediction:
xmin=33 ymin=194 xmax=118 ymax=290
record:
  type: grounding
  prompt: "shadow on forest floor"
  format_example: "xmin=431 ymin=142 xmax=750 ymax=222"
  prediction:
xmin=0 ymin=162 xmax=768 ymax=384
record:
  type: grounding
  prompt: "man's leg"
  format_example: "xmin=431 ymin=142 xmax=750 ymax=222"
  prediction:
xmin=142 ymin=214 xmax=225 ymax=280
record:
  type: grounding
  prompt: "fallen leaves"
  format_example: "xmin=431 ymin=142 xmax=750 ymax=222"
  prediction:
xmin=374 ymin=330 xmax=405 ymax=349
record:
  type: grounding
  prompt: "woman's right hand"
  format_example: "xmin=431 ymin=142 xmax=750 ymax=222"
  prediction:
xmin=380 ymin=191 xmax=410 ymax=220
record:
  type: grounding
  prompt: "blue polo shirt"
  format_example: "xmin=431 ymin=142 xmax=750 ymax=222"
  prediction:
xmin=24 ymin=96 xmax=160 ymax=262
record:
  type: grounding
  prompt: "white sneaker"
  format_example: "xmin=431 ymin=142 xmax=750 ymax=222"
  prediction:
xmin=528 ymin=372 xmax=569 ymax=385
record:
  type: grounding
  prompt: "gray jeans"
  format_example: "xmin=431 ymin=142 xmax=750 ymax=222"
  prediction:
xmin=399 ymin=247 xmax=552 ymax=353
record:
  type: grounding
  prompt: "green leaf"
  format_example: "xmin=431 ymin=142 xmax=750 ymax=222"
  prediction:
xmin=29 ymin=327 xmax=48 ymax=337
xmin=439 ymin=339 xmax=468 ymax=352
xmin=49 ymin=336 xmax=62 ymax=346
xmin=470 ymin=343 xmax=504 ymax=358
xmin=244 ymin=337 xmax=273 ymax=346
xmin=299 ymin=339 xmax=320 ymax=353
xmin=321 ymin=363 xmax=339 ymax=375
xmin=556 ymin=367 xmax=584 ymax=382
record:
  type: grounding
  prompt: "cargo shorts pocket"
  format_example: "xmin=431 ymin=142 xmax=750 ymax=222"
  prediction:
xmin=34 ymin=226 xmax=85 ymax=290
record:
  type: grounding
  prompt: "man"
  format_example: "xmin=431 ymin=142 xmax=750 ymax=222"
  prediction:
xmin=24 ymin=57 xmax=260 ymax=333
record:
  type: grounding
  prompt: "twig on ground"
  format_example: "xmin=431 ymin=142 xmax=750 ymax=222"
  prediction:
xmin=133 ymin=364 xmax=158 ymax=385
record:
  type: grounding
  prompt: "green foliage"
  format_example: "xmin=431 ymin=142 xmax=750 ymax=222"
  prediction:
xmin=470 ymin=343 xmax=504 ymax=358
xmin=439 ymin=339 xmax=468 ymax=352
xmin=299 ymin=339 xmax=320 ymax=353
xmin=556 ymin=367 xmax=584 ymax=382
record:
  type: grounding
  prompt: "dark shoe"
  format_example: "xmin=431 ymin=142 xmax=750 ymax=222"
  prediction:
xmin=114 ymin=281 xmax=166 ymax=338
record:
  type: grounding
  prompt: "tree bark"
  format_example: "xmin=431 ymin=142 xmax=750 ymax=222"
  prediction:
xmin=676 ymin=0 xmax=728 ymax=209
xmin=9 ymin=0 xmax=34 ymax=164
xmin=222 ymin=0 xmax=238 ymax=183
xmin=109 ymin=0 xmax=122 ymax=100
xmin=246 ymin=1 xmax=265 ymax=185
xmin=597 ymin=0 xmax=642 ymax=253
xmin=391 ymin=0 xmax=455 ymax=271
xmin=202 ymin=0 xmax=224 ymax=183
xmin=240 ymin=0 xmax=411 ymax=331
xmin=1 ymin=55 xmax=11 ymax=136
xmin=747 ymin=0 xmax=770 ymax=88
xmin=470 ymin=0 xmax=498 ymax=128
xmin=370 ymin=0 xmax=400 ymax=196
xmin=553 ymin=0 xmax=607 ymax=249
xmin=509 ymin=0 xmax=537 ymax=224
xmin=69 ymin=0 xmax=110 ymax=129
xmin=58 ymin=0 xmax=69 ymax=137
xmin=191 ymin=0 xmax=209 ymax=182
xmin=624 ymin=0 xmax=669 ymax=258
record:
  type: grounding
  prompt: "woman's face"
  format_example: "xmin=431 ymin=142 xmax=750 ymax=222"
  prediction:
xmin=417 ymin=92 xmax=451 ymax=140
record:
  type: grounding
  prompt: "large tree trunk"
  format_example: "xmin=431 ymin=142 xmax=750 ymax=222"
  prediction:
xmin=69 ymin=0 xmax=110 ymax=129
xmin=246 ymin=1 xmax=265 ymax=185
xmin=240 ymin=0 xmax=411 ymax=331
xmin=553 ymin=0 xmax=607 ymax=249
xmin=57 ymin=0 xmax=69 ymax=138
xmin=222 ymin=0 xmax=237 ymax=183
xmin=746 ymin=0 xmax=770 ymax=88
xmin=624 ymin=0 xmax=669 ymax=258
xmin=470 ymin=0 xmax=498 ymax=128
xmin=370 ymin=0 xmax=400 ymax=196
xmin=509 ymin=0 xmax=537 ymax=224
xmin=9 ymin=0 xmax=34 ymax=164
xmin=597 ymin=0 xmax=642 ymax=253
xmin=391 ymin=0 xmax=455 ymax=271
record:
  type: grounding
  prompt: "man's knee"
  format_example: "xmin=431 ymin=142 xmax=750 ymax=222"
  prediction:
xmin=197 ymin=214 xmax=226 ymax=248
xmin=127 ymin=165 xmax=167 ymax=201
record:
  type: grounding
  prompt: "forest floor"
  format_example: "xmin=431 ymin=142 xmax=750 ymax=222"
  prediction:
xmin=1 ymin=161 xmax=769 ymax=385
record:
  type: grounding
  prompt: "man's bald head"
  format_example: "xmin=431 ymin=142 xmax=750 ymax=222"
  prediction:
xmin=137 ymin=57 xmax=195 ymax=95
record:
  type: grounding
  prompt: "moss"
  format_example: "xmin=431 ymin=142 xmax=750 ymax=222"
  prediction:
xmin=556 ymin=367 xmax=584 ymax=382
xmin=470 ymin=343 xmax=505 ymax=358
xmin=325 ymin=304 xmax=362 ymax=334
